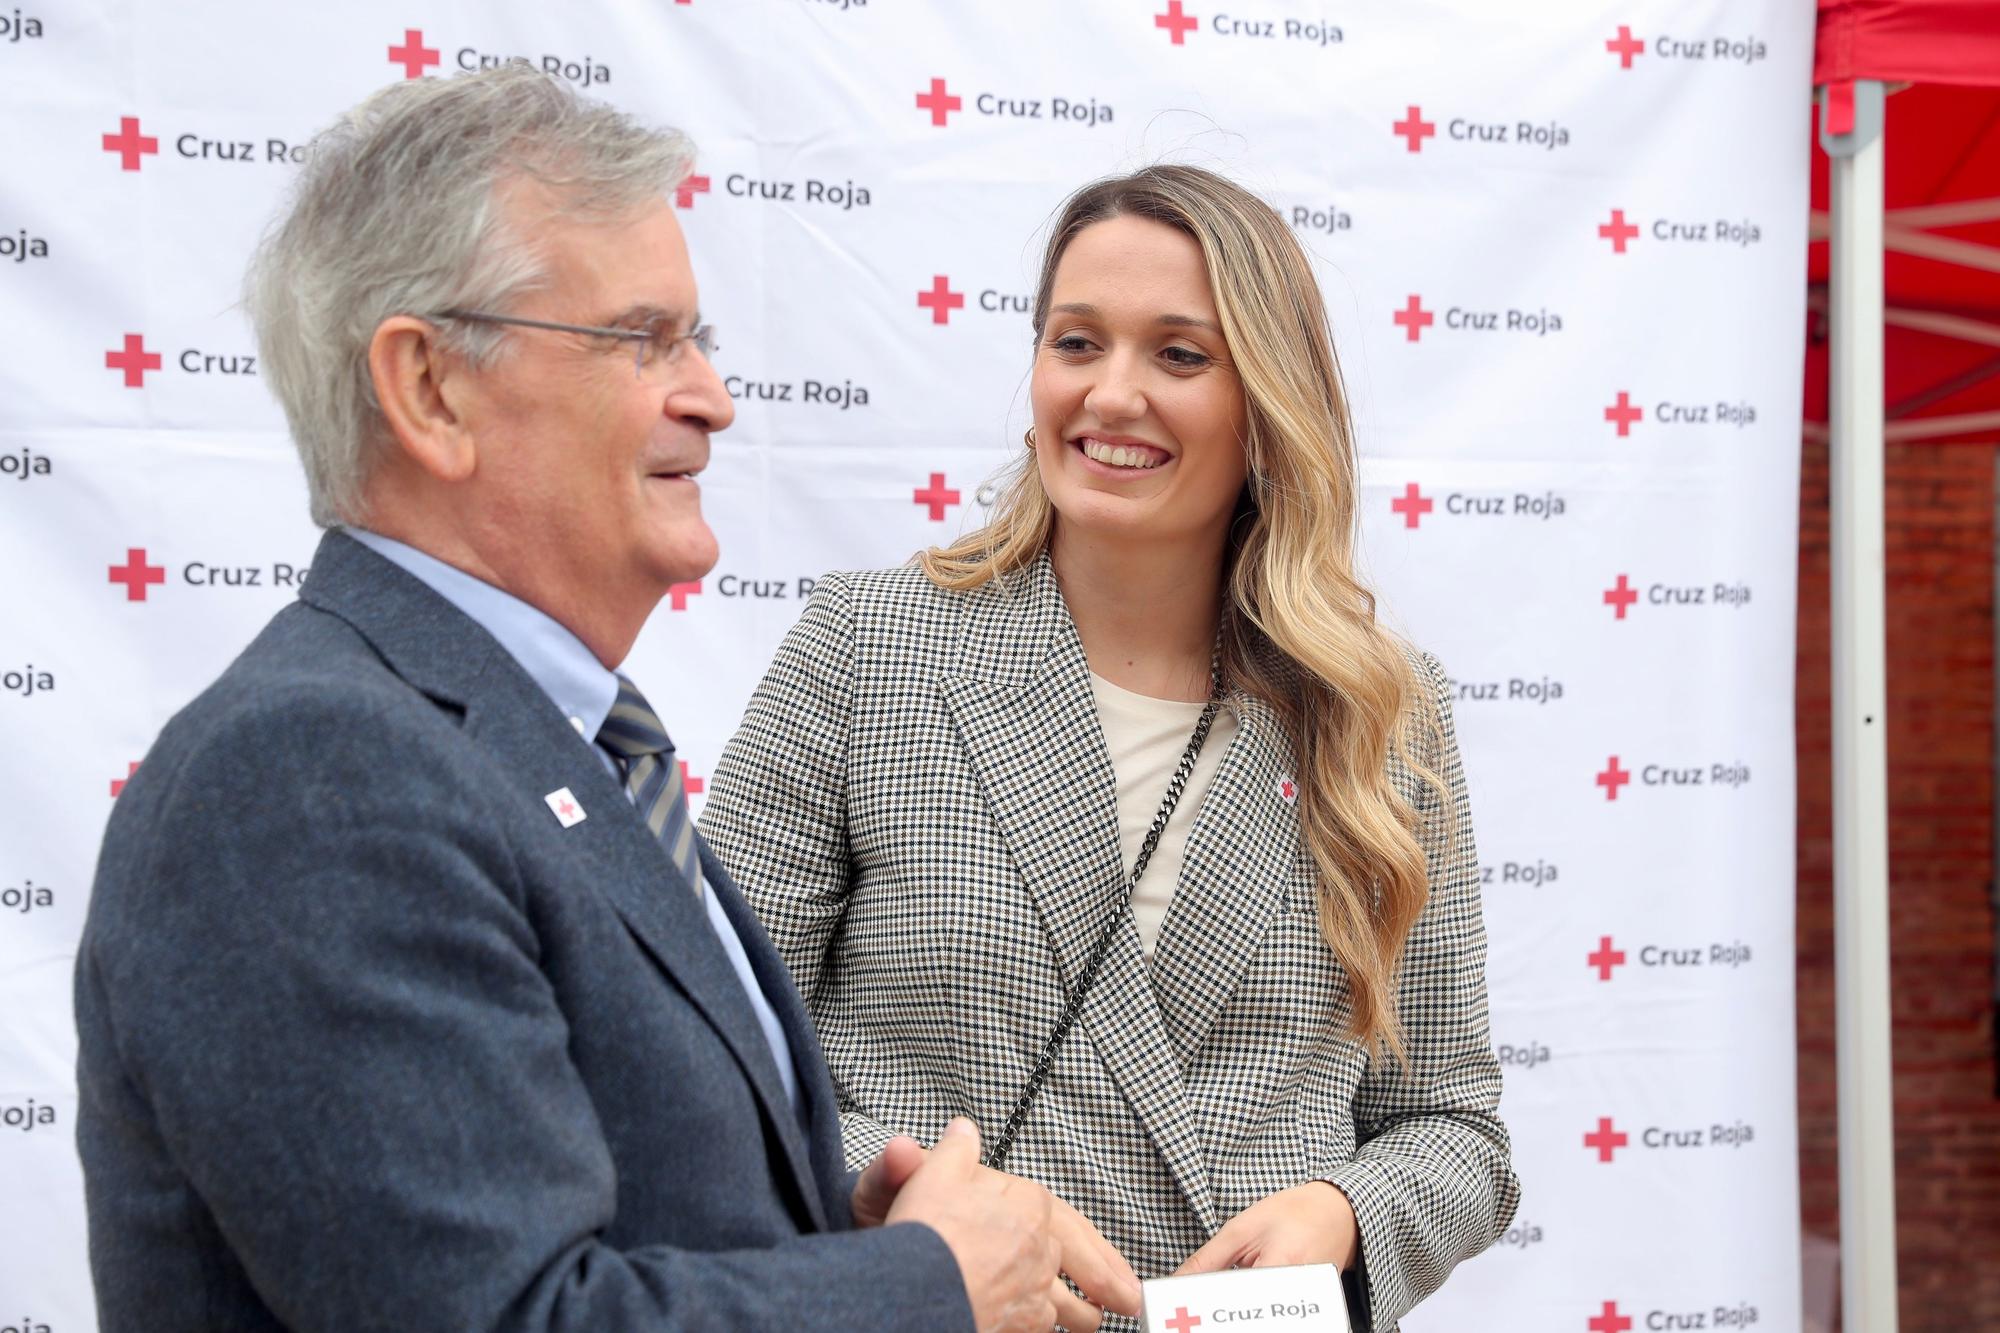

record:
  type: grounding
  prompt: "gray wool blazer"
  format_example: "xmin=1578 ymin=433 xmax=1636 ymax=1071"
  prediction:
xmin=700 ymin=554 xmax=1520 ymax=1333
xmin=74 ymin=531 xmax=972 ymax=1333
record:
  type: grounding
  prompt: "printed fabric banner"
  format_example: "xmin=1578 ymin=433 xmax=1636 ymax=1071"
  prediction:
xmin=0 ymin=2 xmax=1811 ymax=1329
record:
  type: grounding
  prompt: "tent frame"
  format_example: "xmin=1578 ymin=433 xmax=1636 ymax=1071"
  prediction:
xmin=1821 ymin=76 xmax=1902 ymax=1333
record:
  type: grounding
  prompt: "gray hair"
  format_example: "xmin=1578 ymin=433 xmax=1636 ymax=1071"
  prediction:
xmin=245 ymin=66 xmax=695 ymax=526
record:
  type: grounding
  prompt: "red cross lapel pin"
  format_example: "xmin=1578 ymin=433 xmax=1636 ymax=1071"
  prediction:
xmin=544 ymin=787 xmax=587 ymax=828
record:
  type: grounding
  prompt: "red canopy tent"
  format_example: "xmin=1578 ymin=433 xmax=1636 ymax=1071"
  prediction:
xmin=1808 ymin=2 xmax=2000 ymax=447
xmin=1808 ymin=4 xmax=2000 ymax=1331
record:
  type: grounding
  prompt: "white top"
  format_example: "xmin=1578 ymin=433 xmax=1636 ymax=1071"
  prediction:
xmin=1088 ymin=671 xmax=1239 ymax=956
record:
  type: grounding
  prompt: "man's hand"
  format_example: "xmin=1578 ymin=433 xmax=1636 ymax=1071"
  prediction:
xmin=854 ymin=1130 xmax=1142 ymax=1330
xmin=884 ymin=1119 xmax=1060 ymax=1331
xmin=851 ymin=1135 xmax=928 ymax=1230
xmin=1173 ymin=1182 xmax=1360 ymax=1275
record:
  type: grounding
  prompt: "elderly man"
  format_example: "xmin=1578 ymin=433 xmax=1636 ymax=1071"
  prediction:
xmin=74 ymin=67 xmax=1136 ymax=1332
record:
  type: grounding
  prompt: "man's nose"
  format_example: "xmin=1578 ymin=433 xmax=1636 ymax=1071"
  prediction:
xmin=668 ymin=346 xmax=736 ymax=433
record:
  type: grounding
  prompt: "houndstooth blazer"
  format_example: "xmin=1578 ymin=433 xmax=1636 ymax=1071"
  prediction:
xmin=699 ymin=553 xmax=1520 ymax=1333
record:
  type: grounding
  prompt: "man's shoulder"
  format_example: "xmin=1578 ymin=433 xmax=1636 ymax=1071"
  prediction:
xmin=121 ymin=599 xmax=474 ymax=845
xmin=174 ymin=599 xmax=433 ymax=747
xmin=86 ymin=595 xmax=520 ymax=965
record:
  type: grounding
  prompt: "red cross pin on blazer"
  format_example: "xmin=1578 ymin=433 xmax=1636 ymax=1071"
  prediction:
xmin=544 ymin=787 xmax=587 ymax=828
xmin=1278 ymin=775 xmax=1298 ymax=804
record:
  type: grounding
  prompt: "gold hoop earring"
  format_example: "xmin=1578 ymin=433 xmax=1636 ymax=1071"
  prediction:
xmin=1023 ymin=427 xmax=1037 ymax=449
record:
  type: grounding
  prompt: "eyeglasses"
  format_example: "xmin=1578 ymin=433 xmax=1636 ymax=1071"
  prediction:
xmin=436 ymin=309 xmax=718 ymax=378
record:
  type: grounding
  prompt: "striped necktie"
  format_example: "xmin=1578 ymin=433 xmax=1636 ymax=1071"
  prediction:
xmin=597 ymin=674 xmax=703 ymax=899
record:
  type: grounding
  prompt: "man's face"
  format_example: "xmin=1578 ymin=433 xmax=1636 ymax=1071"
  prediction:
xmin=455 ymin=185 xmax=734 ymax=638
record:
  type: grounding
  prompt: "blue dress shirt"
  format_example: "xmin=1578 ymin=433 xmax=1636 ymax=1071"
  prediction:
xmin=345 ymin=528 xmax=802 ymax=1118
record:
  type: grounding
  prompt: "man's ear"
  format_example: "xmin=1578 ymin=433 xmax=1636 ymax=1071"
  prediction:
xmin=368 ymin=316 xmax=478 ymax=483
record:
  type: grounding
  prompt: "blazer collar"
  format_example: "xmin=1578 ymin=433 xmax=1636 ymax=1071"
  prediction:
xmin=299 ymin=530 xmax=829 ymax=1229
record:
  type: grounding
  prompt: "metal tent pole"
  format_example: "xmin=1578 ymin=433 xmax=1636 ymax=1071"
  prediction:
xmin=1821 ymin=78 xmax=1900 ymax=1333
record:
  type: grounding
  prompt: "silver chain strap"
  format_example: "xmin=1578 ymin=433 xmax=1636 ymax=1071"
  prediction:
xmin=984 ymin=689 xmax=1221 ymax=1171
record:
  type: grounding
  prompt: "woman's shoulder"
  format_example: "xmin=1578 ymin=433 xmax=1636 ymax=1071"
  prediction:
xmin=1395 ymin=636 xmax=1448 ymax=699
xmin=809 ymin=559 xmax=960 ymax=623
xmin=812 ymin=560 xmax=938 ymax=602
xmin=811 ymin=554 xmax=1035 ymax=621
xmin=798 ymin=559 xmax=976 ymax=655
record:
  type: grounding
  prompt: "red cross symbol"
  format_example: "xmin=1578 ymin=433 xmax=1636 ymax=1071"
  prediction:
xmin=556 ymin=794 xmax=577 ymax=819
xmin=101 ymin=116 xmax=159 ymax=171
xmin=1155 ymin=2 xmax=1198 ymax=44
xmin=1278 ymin=777 xmax=1296 ymax=803
xmin=1605 ymin=26 xmax=1645 ymax=70
xmin=666 ymin=580 xmax=702 ymax=611
xmin=1584 ymin=1117 xmax=1629 ymax=1163
xmin=674 ymin=174 xmax=710 ymax=209
xmin=1393 ymin=106 xmax=1436 ymax=153
xmin=1599 ymin=209 xmax=1639 ymax=254
xmin=1596 ymin=755 xmax=1631 ymax=801
xmin=1391 ymin=482 xmax=1433 ymax=529
xmin=679 ymin=761 xmax=705 ymax=795
xmin=106 ymin=333 xmax=162 ymax=388
xmin=914 ymin=472 xmax=961 ymax=521
xmin=1604 ymin=391 xmax=1642 ymax=436
xmin=110 ymin=761 xmax=140 ymax=798
xmin=1603 ymin=574 xmax=1638 ymax=619
xmin=917 ymin=275 xmax=965 ymax=326
xmin=1393 ymin=294 xmax=1434 ymax=343
xmin=388 ymin=29 xmax=441 ymax=80
xmin=1588 ymin=935 xmax=1627 ymax=981
xmin=108 ymin=548 xmax=166 ymax=601
xmin=915 ymin=78 xmax=962 ymax=127
xmin=1590 ymin=1300 xmax=1634 ymax=1333
xmin=1165 ymin=1309 xmax=1203 ymax=1333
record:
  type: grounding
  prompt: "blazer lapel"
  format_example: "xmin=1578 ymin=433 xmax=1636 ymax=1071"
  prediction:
xmin=1150 ymin=687 xmax=1303 ymax=1082
xmin=937 ymin=556 xmax=1217 ymax=1228
xmin=300 ymin=531 xmax=826 ymax=1228
xmin=487 ymin=701 xmax=828 ymax=1230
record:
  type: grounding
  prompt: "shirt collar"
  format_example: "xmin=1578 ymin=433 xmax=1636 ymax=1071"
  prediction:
xmin=343 ymin=527 xmax=619 ymax=744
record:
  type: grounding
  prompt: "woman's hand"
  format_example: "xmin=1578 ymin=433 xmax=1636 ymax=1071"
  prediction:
xmin=1173 ymin=1182 xmax=1361 ymax=1275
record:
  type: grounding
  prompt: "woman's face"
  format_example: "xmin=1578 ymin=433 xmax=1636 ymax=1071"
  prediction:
xmin=1030 ymin=214 xmax=1249 ymax=554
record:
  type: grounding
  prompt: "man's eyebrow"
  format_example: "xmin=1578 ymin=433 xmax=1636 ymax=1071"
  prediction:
xmin=600 ymin=303 xmax=689 ymax=329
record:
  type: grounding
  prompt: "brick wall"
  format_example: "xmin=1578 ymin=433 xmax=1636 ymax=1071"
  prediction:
xmin=1796 ymin=436 xmax=2000 ymax=1330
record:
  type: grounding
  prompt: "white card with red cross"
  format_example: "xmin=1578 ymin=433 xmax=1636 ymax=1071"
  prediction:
xmin=1141 ymin=1264 xmax=1350 ymax=1333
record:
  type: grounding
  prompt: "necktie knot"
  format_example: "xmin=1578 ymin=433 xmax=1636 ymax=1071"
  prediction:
xmin=598 ymin=674 xmax=675 ymax=761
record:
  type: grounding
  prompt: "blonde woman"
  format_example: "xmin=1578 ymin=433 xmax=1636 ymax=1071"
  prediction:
xmin=700 ymin=165 xmax=1519 ymax=1332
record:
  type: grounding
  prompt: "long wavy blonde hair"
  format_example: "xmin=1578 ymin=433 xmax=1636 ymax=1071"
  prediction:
xmin=919 ymin=165 xmax=1447 ymax=1061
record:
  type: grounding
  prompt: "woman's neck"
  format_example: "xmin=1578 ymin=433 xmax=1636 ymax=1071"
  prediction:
xmin=1051 ymin=526 xmax=1225 ymax=703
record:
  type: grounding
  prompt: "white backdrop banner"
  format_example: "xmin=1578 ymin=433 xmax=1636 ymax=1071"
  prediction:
xmin=0 ymin=2 xmax=1810 ymax=1330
